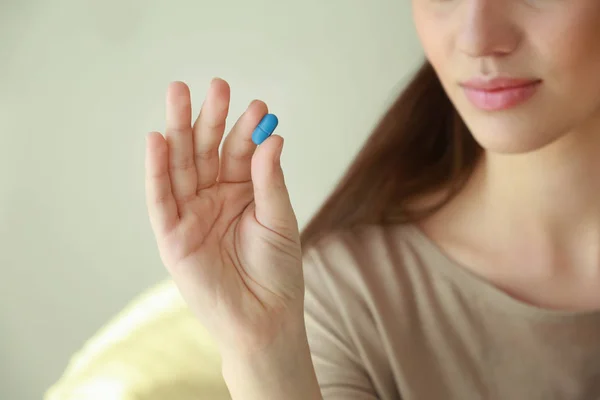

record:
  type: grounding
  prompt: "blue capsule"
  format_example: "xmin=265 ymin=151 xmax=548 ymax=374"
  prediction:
xmin=251 ymin=113 xmax=279 ymax=145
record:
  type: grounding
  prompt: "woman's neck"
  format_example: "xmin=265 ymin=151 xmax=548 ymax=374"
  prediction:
xmin=417 ymin=122 xmax=600 ymax=311
xmin=480 ymin=126 xmax=600 ymax=237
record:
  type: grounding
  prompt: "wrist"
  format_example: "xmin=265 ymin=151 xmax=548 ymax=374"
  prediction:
xmin=220 ymin=315 xmax=322 ymax=400
xmin=220 ymin=310 xmax=307 ymax=374
xmin=222 ymin=305 xmax=302 ymax=352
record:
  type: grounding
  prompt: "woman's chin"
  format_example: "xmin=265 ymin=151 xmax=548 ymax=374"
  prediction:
xmin=465 ymin=119 xmax=567 ymax=156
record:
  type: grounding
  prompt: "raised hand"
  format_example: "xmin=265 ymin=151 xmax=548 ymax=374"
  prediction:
xmin=145 ymin=79 xmax=304 ymax=352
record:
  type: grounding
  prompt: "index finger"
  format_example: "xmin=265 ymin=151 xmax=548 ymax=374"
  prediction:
xmin=145 ymin=131 xmax=179 ymax=235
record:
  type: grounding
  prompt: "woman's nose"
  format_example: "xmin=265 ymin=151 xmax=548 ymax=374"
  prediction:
xmin=456 ymin=0 xmax=520 ymax=58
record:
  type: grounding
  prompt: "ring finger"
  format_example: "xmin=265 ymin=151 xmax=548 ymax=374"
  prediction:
xmin=218 ymin=99 xmax=268 ymax=183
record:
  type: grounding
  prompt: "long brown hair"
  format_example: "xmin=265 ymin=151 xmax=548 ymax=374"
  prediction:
xmin=300 ymin=60 xmax=482 ymax=249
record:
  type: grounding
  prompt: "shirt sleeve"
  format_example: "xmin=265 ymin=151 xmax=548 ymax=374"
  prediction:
xmin=303 ymin=246 xmax=380 ymax=400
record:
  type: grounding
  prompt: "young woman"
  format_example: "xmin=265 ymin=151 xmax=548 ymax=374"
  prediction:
xmin=144 ymin=1 xmax=600 ymax=398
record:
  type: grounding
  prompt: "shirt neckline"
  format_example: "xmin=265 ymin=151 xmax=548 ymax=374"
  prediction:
xmin=399 ymin=223 xmax=600 ymax=323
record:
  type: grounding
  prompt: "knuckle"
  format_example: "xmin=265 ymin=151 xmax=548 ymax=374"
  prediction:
xmin=194 ymin=149 xmax=218 ymax=162
xmin=170 ymin=157 xmax=195 ymax=171
xmin=224 ymin=148 xmax=253 ymax=162
xmin=204 ymin=118 xmax=226 ymax=131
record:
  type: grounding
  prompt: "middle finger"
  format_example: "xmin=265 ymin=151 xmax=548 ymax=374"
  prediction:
xmin=192 ymin=78 xmax=231 ymax=191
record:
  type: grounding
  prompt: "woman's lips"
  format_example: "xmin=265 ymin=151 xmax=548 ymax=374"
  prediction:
xmin=460 ymin=78 xmax=542 ymax=111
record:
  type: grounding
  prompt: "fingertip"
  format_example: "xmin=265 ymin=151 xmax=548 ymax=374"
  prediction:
xmin=209 ymin=77 xmax=231 ymax=96
xmin=210 ymin=76 xmax=228 ymax=85
xmin=247 ymin=99 xmax=268 ymax=115
xmin=269 ymin=134 xmax=284 ymax=149
xmin=169 ymin=80 xmax=189 ymax=92
xmin=166 ymin=82 xmax=191 ymax=108
xmin=146 ymin=131 xmax=163 ymax=147
xmin=252 ymin=135 xmax=284 ymax=169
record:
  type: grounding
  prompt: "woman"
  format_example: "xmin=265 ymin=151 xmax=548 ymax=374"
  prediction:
xmin=144 ymin=1 xmax=600 ymax=398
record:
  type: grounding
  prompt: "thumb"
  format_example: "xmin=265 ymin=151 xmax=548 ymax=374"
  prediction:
xmin=251 ymin=134 xmax=299 ymax=240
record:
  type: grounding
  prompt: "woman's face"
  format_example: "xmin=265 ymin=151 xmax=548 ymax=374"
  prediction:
xmin=411 ymin=0 xmax=600 ymax=154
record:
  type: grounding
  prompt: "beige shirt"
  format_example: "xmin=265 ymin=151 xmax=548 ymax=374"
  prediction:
xmin=303 ymin=224 xmax=600 ymax=400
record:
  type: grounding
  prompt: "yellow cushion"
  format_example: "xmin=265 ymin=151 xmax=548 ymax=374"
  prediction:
xmin=44 ymin=279 xmax=230 ymax=400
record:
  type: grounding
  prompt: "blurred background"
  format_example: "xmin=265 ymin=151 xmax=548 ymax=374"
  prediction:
xmin=0 ymin=0 xmax=423 ymax=398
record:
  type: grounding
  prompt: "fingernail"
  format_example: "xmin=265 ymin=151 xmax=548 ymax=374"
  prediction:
xmin=275 ymin=140 xmax=284 ymax=164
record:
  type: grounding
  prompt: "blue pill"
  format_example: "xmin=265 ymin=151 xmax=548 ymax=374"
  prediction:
xmin=251 ymin=114 xmax=279 ymax=145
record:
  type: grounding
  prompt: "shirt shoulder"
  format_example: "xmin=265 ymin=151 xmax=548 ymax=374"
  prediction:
xmin=302 ymin=223 xmax=441 ymax=398
xmin=302 ymin=223 xmax=439 ymax=304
